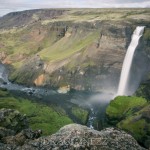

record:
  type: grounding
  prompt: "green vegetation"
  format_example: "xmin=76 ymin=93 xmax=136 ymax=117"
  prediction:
xmin=0 ymin=89 xmax=72 ymax=135
xmin=106 ymin=96 xmax=150 ymax=148
xmin=0 ymin=88 xmax=9 ymax=97
xmin=1 ymin=23 xmax=100 ymax=86
xmin=106 ymin=96 xmax=147 ymax=123
xmin=117 ymin=103 xmax=150 ymax=147
xmin=136 ymin=83 xmax=150 ymax=100
xmin=9 ymin=65 xmax=42 ymax=85
xmin=71 ymin=106 xmax=89 ymax=124
xmin=39 ymin=31 xmax=99 ymax=62
xmin=41 ymin=9 xmax=150 ymax=24
xmin=118 ymin=117 xmax=148 ymax=141
xmin=144 ymin=28 xmax=150 ymax=41
xmin=0 ymin=8 xmax=149 ymax=87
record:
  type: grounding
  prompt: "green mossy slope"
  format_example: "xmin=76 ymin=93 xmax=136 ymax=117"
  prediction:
xmin=71 ymin=106 xmax=89 ymax=124
xmin=106 ymin=96 xmax=150 ymax=148
xmin=0 ymin=89 xmax=72 ymax=135
xmin=106 ymin=96 xmax=147 ymax=124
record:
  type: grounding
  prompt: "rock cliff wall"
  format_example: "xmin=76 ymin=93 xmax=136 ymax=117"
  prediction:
xmin=0 ymin=9 xmax=149 ymax=92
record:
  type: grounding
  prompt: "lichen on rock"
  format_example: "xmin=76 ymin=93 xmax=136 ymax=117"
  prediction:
xmin=15 ymin=124 xmax=146 ymax=150
xmin=0 ymin=108 xmax=28 ymax=133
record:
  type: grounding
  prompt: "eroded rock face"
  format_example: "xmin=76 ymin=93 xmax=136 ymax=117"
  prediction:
xmin=34 ymin=74 xmax=46 ymax=86
xmin=9 ymin=55 xmax=44 ymax=86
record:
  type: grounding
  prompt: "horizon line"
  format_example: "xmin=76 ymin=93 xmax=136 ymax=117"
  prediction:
xmin=1 ymin=7 xmax=149 ymax=17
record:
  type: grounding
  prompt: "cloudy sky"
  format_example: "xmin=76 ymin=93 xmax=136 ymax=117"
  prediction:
xmin=0 ymin=0 xmax=150 ymax=16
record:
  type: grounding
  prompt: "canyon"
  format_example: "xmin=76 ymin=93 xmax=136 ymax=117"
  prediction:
xmin=0 ymin=8 xmax=150 ymax=149
xmin=0 ymin=9 xmax=149 ymax=93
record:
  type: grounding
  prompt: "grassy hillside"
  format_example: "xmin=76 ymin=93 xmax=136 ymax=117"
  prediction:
xmin=0 ymin=8 xmax=149 ymax=64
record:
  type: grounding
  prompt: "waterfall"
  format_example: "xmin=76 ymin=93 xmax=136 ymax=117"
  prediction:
xmin=117 ymin=26 xmax=145 ymax=96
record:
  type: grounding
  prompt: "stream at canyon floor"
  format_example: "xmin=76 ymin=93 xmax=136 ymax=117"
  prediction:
xmin=0 ymin=63 xmax=114 ymax=129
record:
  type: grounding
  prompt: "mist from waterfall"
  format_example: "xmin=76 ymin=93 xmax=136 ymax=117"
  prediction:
xmin=117 ymin=26 xmax=145 ymax=96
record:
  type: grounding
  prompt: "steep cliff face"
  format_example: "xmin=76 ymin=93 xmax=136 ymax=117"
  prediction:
xmin=135 ymin=28 xmax=150 ymax=99
xmin=0 ymin=9 xmax=150 ymax=92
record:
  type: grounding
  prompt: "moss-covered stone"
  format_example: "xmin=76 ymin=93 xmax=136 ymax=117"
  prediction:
xmin=71 ymin=106 xmax=89 ymax=124
xmin=106 ymin=96 xmax=147 ymax=124
xmin=117 ymin=104 xmax=150 ymax=148
xmin=0 ymin=108 xmax=28 ymax=133
xmin=106 ymin=96 xmax=150 ymax=148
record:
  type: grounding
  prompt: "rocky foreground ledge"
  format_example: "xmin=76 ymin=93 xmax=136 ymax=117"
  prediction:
xmin=0 ymin=108 xmax=146 ymax=150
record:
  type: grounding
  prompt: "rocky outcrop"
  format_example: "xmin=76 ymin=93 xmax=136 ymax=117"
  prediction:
xmin=0 ymin=108 xmax=145 ymax=149
xmin=0 ymin=108 xmax=28 ymax=133
xmin=34 ymin=74 xmax=46 ymax=86
xmin=0 ymin=124 xmax=146 ymax=150
xmin=1 ymin=128 xmax=42 ymax=146
xmin=9 ymin=55 xmax=44 ymax=86
xmin=0 ymin=108 xmax=42 ymax=147
xmin=57 ymin=85 xmax=70 ymax=93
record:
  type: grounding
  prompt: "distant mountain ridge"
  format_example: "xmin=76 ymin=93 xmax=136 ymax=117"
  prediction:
xmin=0 ymin=9 xmax=66 ymax=29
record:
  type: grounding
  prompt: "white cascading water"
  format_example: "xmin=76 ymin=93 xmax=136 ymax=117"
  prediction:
xmin=117 ymin=26 xmax=145 ymax=96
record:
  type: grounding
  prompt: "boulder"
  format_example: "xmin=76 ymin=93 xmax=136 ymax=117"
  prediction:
xmin=0 ymin=108 xmax=28 ymax=133
xmin=0 ymin=123 xmax=145 ymax=149
xmin=19 ymin=124 xmax=145 ymax=150
xmin=57 ymin=85 xmax=70 ymax=94
xmin=1 ymin=129 xmax=42 ymax=146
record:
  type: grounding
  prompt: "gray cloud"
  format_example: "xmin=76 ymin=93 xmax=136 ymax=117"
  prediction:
xmin=0 ymin=0 xmax=150 ymax=16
